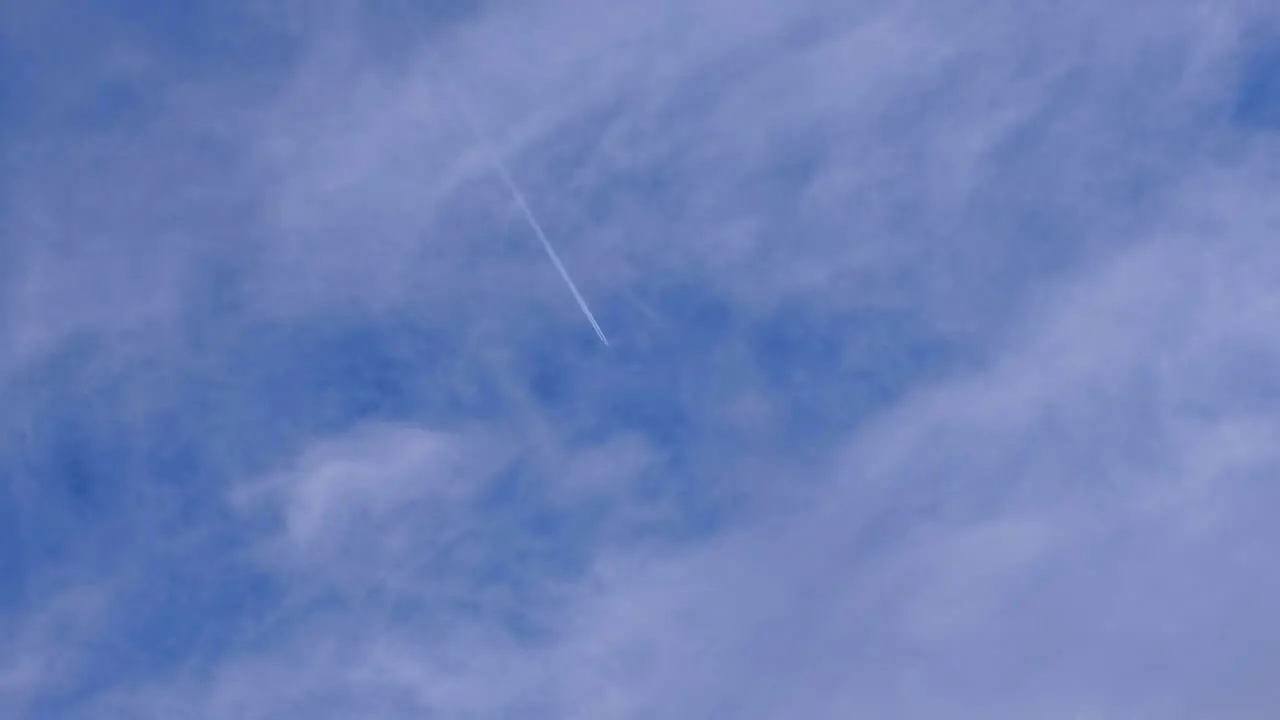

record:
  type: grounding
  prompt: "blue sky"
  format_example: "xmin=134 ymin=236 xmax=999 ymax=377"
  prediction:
xmin=3 ymin=1 xmax=1280 ymax=718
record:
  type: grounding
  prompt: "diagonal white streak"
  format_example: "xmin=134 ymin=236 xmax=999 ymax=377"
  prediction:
xmin=433 ymin=66 xmax=610 ymax=347
xmin=487 ymin=154 xmax=611 ymax=347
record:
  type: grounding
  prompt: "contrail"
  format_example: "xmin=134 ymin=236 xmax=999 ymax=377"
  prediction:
xmin=484 ymin=150 xmax=610 ymax=347
xmin=433 ymin=67 xmax=609 ymax=347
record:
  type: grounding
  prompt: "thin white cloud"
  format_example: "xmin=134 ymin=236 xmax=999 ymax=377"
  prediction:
xmin=122 ymin=149 xmax=1280 ymax=720
xmin=231 ymin=421 xmax=507 ymax=581
xmin=520 ymin=168 xmax=1280 ymax=719
xmin=233 ymin=0 xmax=1256 ymax=349
xmin=0 ymin=585 xmax=113 ymax=718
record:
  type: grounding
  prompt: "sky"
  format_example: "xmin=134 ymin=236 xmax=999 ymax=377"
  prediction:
xmin=2 ymin=1 xmax=1280 ymax=718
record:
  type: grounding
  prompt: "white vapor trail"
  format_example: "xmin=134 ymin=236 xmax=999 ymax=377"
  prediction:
xmin=433 ymin=67 xmax=610 ymax=347
xmin=486 ymin=152 xmax=610 ymax=347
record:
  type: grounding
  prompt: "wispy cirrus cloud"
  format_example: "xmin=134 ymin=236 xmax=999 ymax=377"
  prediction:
xmin=4 ymin=0 xmax=1280 ymax=718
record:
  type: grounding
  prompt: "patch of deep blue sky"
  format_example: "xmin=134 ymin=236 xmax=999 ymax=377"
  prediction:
xmin=1236 ymin=24 xmax=1280 ymax=129
xmin=3 ymin=1 xmax=1280 ymax=711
